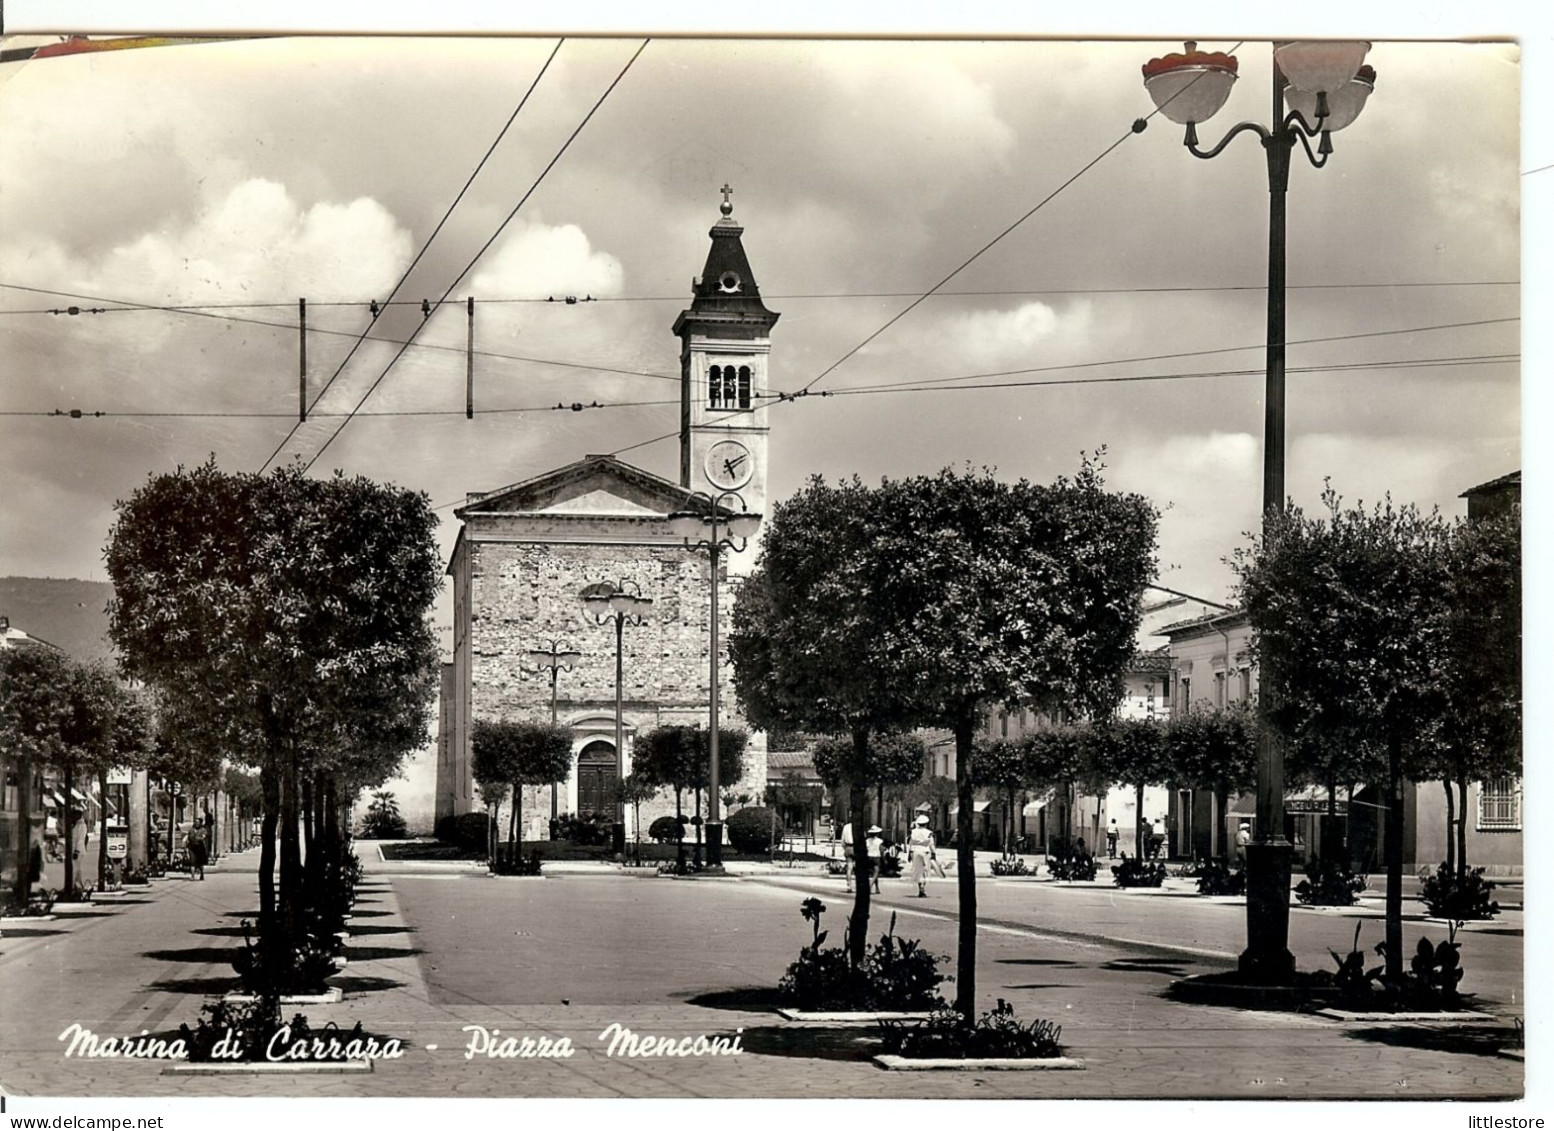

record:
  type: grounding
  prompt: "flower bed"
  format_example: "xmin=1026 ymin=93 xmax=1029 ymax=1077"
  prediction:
xmin=777 ymin=899 xmax=948 ymax=1014
xmin=876 ymin=1000 xmax=1075 ymax=1066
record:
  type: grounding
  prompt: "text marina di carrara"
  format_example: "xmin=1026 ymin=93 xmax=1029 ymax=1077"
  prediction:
xmin=58 ymin=1023 xmax=744 ymax=1063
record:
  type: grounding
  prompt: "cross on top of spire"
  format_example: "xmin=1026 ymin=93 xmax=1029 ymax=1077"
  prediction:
xmin=720 ymin=183 xmax=733 ymax=217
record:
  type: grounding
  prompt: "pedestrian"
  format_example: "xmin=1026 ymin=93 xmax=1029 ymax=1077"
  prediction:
xmin=1140 ymin=817 xmax=1154 ymax=859
xmin=907 ymin=815 xmax=936 ymax=897
xmin=1235 ymin=821 xmax=1251 ymax=866
xmin=1153 ymin=817 xmax=1168 ymax=861
xmin=841 ymin=821 xmax=855 ymax=892
xmin=185 ymin=824 xmax=208 ymax=880
xmin=1106 ymin=819 xmax=1119 ymax=859
xmin=866 ymin=825 xmax=884 ymax=894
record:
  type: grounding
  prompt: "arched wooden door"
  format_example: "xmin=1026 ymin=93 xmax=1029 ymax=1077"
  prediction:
xmin=576 ymin=741 xmax=617 ymax=817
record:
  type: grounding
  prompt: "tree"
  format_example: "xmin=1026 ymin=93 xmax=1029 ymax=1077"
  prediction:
xmin=361 ymin=791 xmax=408 ymax=838
xmin=471 ymin=719 xmax=573 ymax=863
xmin=868 ymin=461 xmax=1157 ymax=1018
xmin=1 ymin=646 xmax=70 ymax=904
xmin=1085 ymin=717 xmax=1169 ymax=859
xmin=811 ymin=731 xmax=925 ymax=839
xmin=1021 ymin=726 xmax=1094 ymax=854
xmin=1436 ymin=507 xmax=1521 ymax=875
xmin=1234 ymin=488 xmax=1450 ymax=980
xmin=1162 ymin=704 xmax=1260 ymax=861
xmin=730 ymin=475 xmax=919 ymax=965
xmin=106 ymin=460 xmax=440 ymax=951
xmin=613 ymin=773 xmax=658 ymax=859
xmin=969 ymin=737 xmax=1030 ymax=855
xmin=635 ymin=725 xmax=747 ymax=863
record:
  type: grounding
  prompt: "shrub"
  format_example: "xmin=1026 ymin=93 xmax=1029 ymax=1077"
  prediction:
xmin=1323 ymin=921 xmax=1470 ymax=1012
xmin=726 ymin=806 xmax=779 ymax=854
xmin=1111 ymin=858 xmax=1167 ymax=888
xmin=777 ymin=899 xmax=949 ymax=1011
xmin=1294 ymin=860 xmax=1367 ymax=906
xmin=991 ymin=856 xmax=1032 ymax=877
xmin=1194 ymin=860 xmax=1247 ymax=896
xmin=879 ymin=1000 xmax=1063 ymax=1060
xmin=231 ymin=919 xmax=339 ymax=996
xmin=649 ymin=814 xmax=686 ymax=843
xmin=1419 ymin=864 xmax=1500 ymax=920
xmin=554 ymin=812 xmax=609 ymax=846
xmin=492 ymin=848 xmax=544 ymax=876
xmin=1046 ymin=852 xmax=1097 ymax=882
xmin=180 ymin=996 xmax=382 ymax=1062
xmin=434 ymin=811 xmax=491 ymax=854
xmin=361 ymin=791 xmax=409 ymax=839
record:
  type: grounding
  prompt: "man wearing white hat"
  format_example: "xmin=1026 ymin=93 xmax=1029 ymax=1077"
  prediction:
xmin=907 ymin=815 xmax=936 ymax=898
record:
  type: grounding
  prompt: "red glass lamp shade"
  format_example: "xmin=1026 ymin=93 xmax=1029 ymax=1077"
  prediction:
xmin=1142 ymin=47 xmax=1239 ymax=125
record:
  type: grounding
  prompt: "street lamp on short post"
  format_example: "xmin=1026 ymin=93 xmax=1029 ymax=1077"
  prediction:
xmin=579 ymin=580 xmax=652 ymax=856
xmin=526 ymin=639 xmax=582 ymax=824
xmin=668 ymin=491 xmax=762 ymax=869
xmin=1141 ymin=39 xmax=1375 ymax=980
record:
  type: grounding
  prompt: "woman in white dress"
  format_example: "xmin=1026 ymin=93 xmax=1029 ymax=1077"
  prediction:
xmin=907 ymin=815 xmax=936 ymax=898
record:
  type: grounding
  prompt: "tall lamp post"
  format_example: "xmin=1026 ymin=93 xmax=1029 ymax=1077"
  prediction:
xmin=668 ymin=492 xmax=762 ymax=868
xmin=526 ymin=639 xmax=582 ymax=824
xmin=1142 ymin=40 xmax=1375 ymax=979
xmin=580 ymin=580 xmax=652 ymax=856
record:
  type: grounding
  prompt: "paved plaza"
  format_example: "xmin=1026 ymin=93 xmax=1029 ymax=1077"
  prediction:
xmin=0 ymin=844 xmax=1526 ymax=1100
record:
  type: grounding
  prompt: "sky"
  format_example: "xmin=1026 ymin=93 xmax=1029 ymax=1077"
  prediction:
xmin=0 ymin=32 xmax=1528 ymax=629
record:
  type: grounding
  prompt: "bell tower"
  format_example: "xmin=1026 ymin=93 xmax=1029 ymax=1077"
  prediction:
xmin=673 ymin=186 xmax=779 ymax=525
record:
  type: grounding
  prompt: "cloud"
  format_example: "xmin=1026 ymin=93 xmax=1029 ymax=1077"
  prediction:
xmin=468 ymin=216 xmax=625 ymax=300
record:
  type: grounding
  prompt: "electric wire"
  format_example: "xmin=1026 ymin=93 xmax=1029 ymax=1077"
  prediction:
xmin=300 ymin=39 xmax=650 ymax=474
xmin=259 ymin=37 xmax=566 ymax=473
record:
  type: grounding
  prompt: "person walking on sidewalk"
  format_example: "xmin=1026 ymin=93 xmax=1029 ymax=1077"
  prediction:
xmin=907 ymin=815 xmax=936 ymax=897
xmin=866 ymin=825 xmax=885 ymax=894
xmin=1106 ymin=819 xmax=1119 ymax=859
xmin=184 ymin=824 xmax=208 ymax=880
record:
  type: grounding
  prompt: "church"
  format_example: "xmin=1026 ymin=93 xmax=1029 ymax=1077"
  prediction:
xmin=435 ymin=191 xmax=777 ymax=849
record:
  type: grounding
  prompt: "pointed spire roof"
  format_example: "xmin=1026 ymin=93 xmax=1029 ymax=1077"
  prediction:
xmin=673 ymin=186 xmax=779 ymax=334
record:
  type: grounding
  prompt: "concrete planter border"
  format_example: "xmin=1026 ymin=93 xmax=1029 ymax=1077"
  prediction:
xmin=223 ymin=987 xmax=344 ymax=1005
xmin=165 ymin=1059 xmax=373 ymax=1075
xmin=873 ymin=1053 xmax=1085 ymax=1071
xmin=1 ymin=913 xmax=59 ymax=924
xmin=777 ymin=1008 xmax=938 ymax=1024
xmin=1314 ymin=1008 xmax=1497 ymax=1023
xmin=51 ymin=900 xmax=98 ymax=913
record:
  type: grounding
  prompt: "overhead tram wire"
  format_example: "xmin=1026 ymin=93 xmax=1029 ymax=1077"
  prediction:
xmin=791 ymin=42 xmax=1248 ymax=400
xmin=0 ymin=282 xmax=678 ymax=385
xmin=606 ymin=43 xmax=1250 ymax=462
xmin=301 ymin=39 xmax=651 ymax=475
xmin=0 ymin=277 xmax=1521 ymax=315
xmin=259 ymin=38 xmax=567 ymax=474
xmin=5 ymin=351 xmax=1516 ymax=423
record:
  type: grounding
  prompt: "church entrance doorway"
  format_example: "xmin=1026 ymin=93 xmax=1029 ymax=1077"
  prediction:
xmin=576 ymin=741 xmax=617 ymax=817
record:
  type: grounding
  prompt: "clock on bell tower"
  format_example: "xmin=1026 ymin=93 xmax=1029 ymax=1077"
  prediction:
xmin=673 ymin=186 xmax=779 ymax=525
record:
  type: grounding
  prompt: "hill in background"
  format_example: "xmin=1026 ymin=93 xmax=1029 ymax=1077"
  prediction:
xmin=0 ymin=576 xmax=116 ymax=665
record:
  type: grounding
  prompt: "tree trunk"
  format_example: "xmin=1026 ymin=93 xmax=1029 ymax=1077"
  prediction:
xmin=259 ymin=755 xmax=280 ymax=932
xmin=675 ymin=786 xmax=686 ymax=868
xmin=302 ymin=775 xmax=315 ymax=870
xmin=846 ymin=729 xmax=873 ymax=969
xmin=63 ymin=761 xmax=75 ymax=895
xmin=953 ymin=716 xmax=978 ymax=1020
xmin=1323 ymin=781 xmax=1340 ymax=866
xmin=279 ymin=739 xmax=303 ymax=944
xmin=1383 ymin=736 xmax=1405 ymax=981
xmin=516 ymin=782 xmax=524 ymax=861
xmin=98 ymin=767 xmax=110 ymax=889
xmin=1455 ymin=773 xmax=1469 ymax=878
xmin=1442 ymin=779 xmax=1456 ymax=876
xmin=508 ymin=781 xmax=520 ymax=867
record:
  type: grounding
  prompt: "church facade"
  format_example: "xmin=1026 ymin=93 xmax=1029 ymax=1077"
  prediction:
xmin=436 ymin=193 xmax=777 ymax=845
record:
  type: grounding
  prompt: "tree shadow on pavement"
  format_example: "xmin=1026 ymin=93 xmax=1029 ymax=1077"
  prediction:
xmin=331 ymin=975 xmax=407 ymax=994
xmin=736 ymin=1025 xmax=882 ymax=1063
xmin=997 ymin=958 xmax=1078 ymax=967
xmin=1345 ymin=1024 xmax=1521 ymax=1059
xmin=147 ymin=975 xmax=240 ymax=995
xmin=342 ymin=923 xmax=414 ymax=936
xmin=142 ymin=946 xmax=243 ymax=964
xmin=342 ymin=944 xmax=422 ymax=961
xmin=682 ymin=987 xmax=788 ymax=1012
xmin=0 ymin=927 xmax=67 ymax=938
xmin=1101 ymin=957 xmax=1196 ymax=977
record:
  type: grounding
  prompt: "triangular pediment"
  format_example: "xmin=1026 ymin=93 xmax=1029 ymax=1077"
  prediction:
xmin=455 ymin=454 xmax=699 ymax=519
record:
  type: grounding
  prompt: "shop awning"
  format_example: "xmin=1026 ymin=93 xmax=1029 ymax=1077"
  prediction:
xmin=1228 ymin=788 xmax=1350 ymax=816
xmin=949 ymin=800 xmax=992 ymax=815
xmin=914 ymin=802 xmax=933 ymax=812
xmin=1022 ymin=796 xmax=1050 ymax=818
